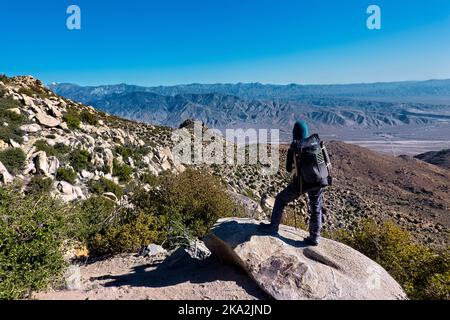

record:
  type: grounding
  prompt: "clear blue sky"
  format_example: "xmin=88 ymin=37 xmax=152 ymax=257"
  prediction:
xmin=1 ymin=0 xmax=449 ymax=86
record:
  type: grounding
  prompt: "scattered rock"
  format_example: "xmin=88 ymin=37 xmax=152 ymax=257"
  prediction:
xmin=261 ymin=195 xmax=275 ymax=209
xmin=19 ymin=123 xmax=42 ymax=133
xmin=102 ymin=192 xmax=119 ymax=202
xmin=9 ymin=139 xmax=20 ymax=148
xmin=7 ymin=108 xmax=21 ymax=115
xmin=33 ymin=151 xmax=49 ymax=176
xmin=0 ymin=161 xmax=13 ymax=185
xmin=0 ymin=140 xmax=8 ymax=150
xmin=65 ymin=265 xmax=82 ymax=291
xmin=35 ymin=112 xmax=61 ymax=128
xmin=140 ymin=244 xmax=167 ymax=258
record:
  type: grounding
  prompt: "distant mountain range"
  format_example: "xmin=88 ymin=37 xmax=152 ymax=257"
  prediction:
xmin=48 ymin=80 xmax=450 ymax=138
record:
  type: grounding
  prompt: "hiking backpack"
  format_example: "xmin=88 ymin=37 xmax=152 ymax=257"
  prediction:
xmin=293 ymin=134 xmax=332 ymax=191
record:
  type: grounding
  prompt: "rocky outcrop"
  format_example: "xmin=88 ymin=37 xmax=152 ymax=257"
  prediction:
xmin=204 ymin=218 xmax=407 ymax=300
xmin=35 ymin=112 xmax=61 ymax=128
xmin=0 ymin=161 xmax=13 ymax=185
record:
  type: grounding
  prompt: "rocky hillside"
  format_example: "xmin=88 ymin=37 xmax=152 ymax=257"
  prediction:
xmin=1 ymin=75 xmax=448 ymax=250
xmin=0 ymin=75 xmax=179 ymax=204
xmin=415 ymin=149 xmax=450 ymax=170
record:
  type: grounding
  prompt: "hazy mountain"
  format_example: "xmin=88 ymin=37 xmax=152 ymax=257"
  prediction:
xmin=48 ymin=80 xmax=450 ymax=142
xmin=49 ymin=79 xmax=450 ymax=102
xmin=84 ymin=91 xmax=450 ymax=135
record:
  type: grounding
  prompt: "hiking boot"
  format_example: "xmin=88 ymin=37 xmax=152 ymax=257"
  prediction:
xmin=258 ymin=222 xmax=278 ymax=235
xmin=304 ymin=236 xmax=320 ymax=246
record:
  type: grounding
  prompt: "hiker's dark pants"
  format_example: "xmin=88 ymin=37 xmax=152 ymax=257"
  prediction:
xmin=270 ymin=185 xmax=324 ymax=240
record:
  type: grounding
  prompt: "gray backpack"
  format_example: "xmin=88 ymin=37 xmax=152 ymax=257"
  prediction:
xmin=293 ymin=134 xmax=332 ymax=190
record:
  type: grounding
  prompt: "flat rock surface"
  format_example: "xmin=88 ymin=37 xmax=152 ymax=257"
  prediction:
xmin=204 ymin=218 xmax=407 ymax=300
xmin=34 ymin=251 xmax=268 ymax=300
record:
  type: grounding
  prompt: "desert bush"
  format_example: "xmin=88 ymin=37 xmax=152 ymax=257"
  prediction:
xmin=131 ymin=168 xmax=237 ymax=247
xmin=0 ymin=148 xmax=26 ymax=174
xmin=0 ymin=96 xmax=21 ymax=111
xmin=26 ymin=175 xmax=53 ymax=195
xmin=63 ymin=112 xmax=80 ymax=130
xmin=34 ymin=140 xmax=58 ymax=157
xmin=69 ymin=148 xmax=90 ymax=172
xmin=56 ymin=167 xmax=77 ymax=184
xmin=89 ymin=177 xmax=123 ymax=198
xmin=333 ymin=219 xmax=450 ymax=300
xmin=72 ymin=196 xmax=165 ymax=256
xmin=0 ymin=97 xmax=25 ymax=144
xmin=139 ymin=171 xmax=160 ymax=187
xmin=0 ymin=127 xmax=23 ymax=145
xmin=80 ymin=110 xmax=98 ymax=126
xmin=0 ymin=186 xmax=67 ymax=299
xmin=112 ymin=159 xmax=132 ymax=182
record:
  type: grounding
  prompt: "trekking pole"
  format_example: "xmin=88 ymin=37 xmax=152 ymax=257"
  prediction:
xmin=293 ymin=200 xmax=298 ymax=231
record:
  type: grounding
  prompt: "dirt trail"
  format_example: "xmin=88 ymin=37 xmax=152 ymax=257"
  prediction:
xmin=34 ymin=251 xmax=268 ymax=300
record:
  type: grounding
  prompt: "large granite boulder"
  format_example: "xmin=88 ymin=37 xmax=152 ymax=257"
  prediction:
xmin=204 ymin=218 xmax=407 ymax=300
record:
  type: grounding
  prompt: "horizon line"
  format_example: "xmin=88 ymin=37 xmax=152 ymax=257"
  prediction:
xmin=46 ymin=77 xmax=450 ymax=88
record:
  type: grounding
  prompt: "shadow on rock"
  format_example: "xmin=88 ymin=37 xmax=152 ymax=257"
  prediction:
xmin=90 ymin=248 xmax=270 ymax=299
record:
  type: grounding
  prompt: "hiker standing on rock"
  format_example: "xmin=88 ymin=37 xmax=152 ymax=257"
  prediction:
xmin=259 ymin=120 xmax=332 ymax=246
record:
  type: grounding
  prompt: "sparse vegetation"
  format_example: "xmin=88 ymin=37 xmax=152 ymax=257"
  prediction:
xmin=89 ymin=177 xmax=124 ymax=198
xmin=0 ymin=148 xmax=26 ymax=174
xmin=80 ymin=110 xmax=98 ymax=126
xmin=333 ymin=219 xmax=450 ymax=300
xmin=112 ymin=159 xmax=133 ymax=182
xmin=34 ymin=140 xmax=58 ymax=157
xmin=56 ymin=167 xmax=77 ymax=184
xmin=69 ymin=148 xmax=91 ymax=171
xmin=26 ymin=175 xmax=53 ymax=195
xmin=0 ymin=96 xmax=26 ymax=144
xmin=63 ymin=111 xmax=80 ymax=129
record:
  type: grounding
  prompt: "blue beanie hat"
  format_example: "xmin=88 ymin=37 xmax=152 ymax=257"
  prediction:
xmin=293 ymin=120 xmax=309 ymax=140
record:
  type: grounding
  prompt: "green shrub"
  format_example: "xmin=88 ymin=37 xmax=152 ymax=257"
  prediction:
xmin=139 ymin=171 xmax=160 ymax=187
xmin=333 ymin=219 xmax=450 ymax=300
xmin=34 ymin=140 xmax=57 ymax=157
xmin=72 ymin=196 xmax=165 ymax=256
xmin=0 ymin=148 xmax=26 ymax=174
xmin=89 ymin=177 xmax=124 ymax=198
xmin=17 ymin=87 xmax=36 ymax=97
xmin=80 ymin=110 xmax=98 ymax=126
xmin=112 ymin=159 xmax=132 ymax=182
xmin=56 ymin=167 xmax=77 ymax=184
xmin=54 ymin=143 xmax=72 ymax=156
xmin=26 ymin=175 xmax=53 ymax=195
xmin=131 ymin=168 xmax=237 ymax=247
xmin=0 ymin=187 xmax=67 ymax=299
xmin=69 ymin=149 xmax=90 ymax=172
xmin=0 ymin=127 xmax=23 ymax=145
xmin=0 ymin=96 xmax=21 ymax=111
xmin=87 ymin=209 xmax=165 ymax=256
xmin=114 ymin=146 xmax=133 ymax=159
xmin=63 ymin=112 xmax=80 ymax=130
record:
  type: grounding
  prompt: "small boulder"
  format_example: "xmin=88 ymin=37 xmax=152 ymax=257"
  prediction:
xmin=35 ymin=112 xmax=61 ymax=128
xmin=0 ymin=161 xmax=13 ymax=185
xmin=140 ymin=244 xmax=167 ymax=258
xmin=33 ymin=151 xmax=49 ymax=176
xmin=19 ymin=123 xmax=42 ymax=133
